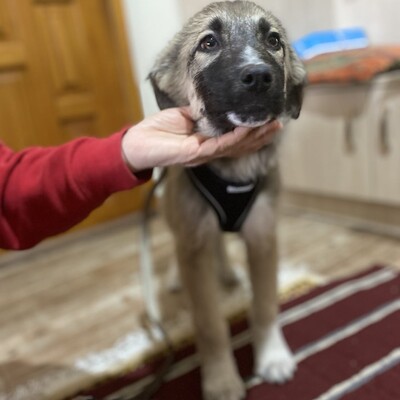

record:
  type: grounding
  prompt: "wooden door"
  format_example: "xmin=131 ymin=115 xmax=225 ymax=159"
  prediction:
xmin=0 ymin=0 xmax=145 ymax=230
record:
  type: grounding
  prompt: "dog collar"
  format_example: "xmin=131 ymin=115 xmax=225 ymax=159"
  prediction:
xmin=185 ymin=165 xmax=264 ymax=232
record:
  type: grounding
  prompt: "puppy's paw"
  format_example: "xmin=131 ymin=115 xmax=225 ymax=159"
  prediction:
xmin=255 ymin=322 xmax=297 ymax=384
xmin=203 ymin=368 xmax=245 ymax=400
xmin=257 ymin=347 xmax=296 ymax=384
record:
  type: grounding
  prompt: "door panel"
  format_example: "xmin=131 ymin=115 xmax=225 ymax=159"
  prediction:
xmin=0 ymin=1 xmax=57 ymax=149
xmin=32 ymin=0 xmax=103 ymax=146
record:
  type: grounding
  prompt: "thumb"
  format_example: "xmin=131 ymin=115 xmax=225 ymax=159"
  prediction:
xmin=177 ymin=106 xmax=195 ymax=121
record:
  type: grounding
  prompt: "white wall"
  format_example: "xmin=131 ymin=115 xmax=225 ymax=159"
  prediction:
xmin=122 ymin=0 xmax=184 ymax=116
xmin=334 ymin=0 xmax=400 ymax=44
xmin=251 ymin=0 xmax=337 ymax=41
xmin=259 ymin=0 xmax=400 ymax=43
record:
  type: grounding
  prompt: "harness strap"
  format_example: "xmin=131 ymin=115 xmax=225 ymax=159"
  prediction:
xmin=186 ymin=165 xmax=265 ymax=232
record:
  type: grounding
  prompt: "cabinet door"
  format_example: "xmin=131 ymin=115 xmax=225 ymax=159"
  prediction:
xmin=368 ymin=95 xmax=400 ymax=204
xmin=281 ymin=110 xmax=370 ymax=200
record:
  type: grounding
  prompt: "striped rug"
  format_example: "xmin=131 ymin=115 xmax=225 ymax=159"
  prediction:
xmin=74 ymin=266 xmax=400 ymax=400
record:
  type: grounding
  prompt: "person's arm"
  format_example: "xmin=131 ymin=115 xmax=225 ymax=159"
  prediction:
xmin=0 ymin=129 xmax=151 ymax=250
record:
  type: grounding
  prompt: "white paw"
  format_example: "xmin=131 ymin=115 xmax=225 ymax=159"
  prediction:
xmin=257 ymin=349 xmax=296 ymax=384
xmin=255 ymin=321 xmax=297 ymax=384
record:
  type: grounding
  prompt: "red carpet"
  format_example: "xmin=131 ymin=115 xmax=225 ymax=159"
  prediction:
xmin=74 ymin=266 xmax=400 ymax=400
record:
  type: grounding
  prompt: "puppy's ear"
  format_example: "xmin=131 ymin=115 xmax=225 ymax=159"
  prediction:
xmin=286 ymin=47 xmax=307 ymax=119
xmin=148 ymin=72 xmax=178 ymax=110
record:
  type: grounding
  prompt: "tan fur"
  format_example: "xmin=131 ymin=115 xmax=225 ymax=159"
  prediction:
xmin=150 ymin=2 xmax=306 ymax=399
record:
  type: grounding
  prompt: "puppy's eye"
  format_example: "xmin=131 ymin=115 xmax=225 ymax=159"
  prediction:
xmin=267 ymin=33 xmax=281 ymax=50
xmin=200 ymin=34 xmax=219 ymax=51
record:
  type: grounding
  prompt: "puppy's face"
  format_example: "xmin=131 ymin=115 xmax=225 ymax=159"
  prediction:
xmin=192 ymin=11 xmax=288 ymax=133
xmin=150 ymin=1 xmax=306 ymax=136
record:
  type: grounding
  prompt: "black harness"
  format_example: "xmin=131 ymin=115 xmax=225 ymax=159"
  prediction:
xmin=186 ymin=165 xmax=265 ymax=232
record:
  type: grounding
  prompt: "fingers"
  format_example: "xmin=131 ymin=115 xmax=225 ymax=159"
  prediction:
xmin=218 ymin=120 xmax=282 ymax=151
xmin=149 ymin=107 xmax=194 ymax=134
xmin=246 ymin=120 xmax=282 ymax=137
xmin=186 ymin=120 xmax=282 ymax=166
xmin=169 ymin=106 xmax=196 ymax=133
xmin=177 ymin=106 xmax=193 ymax=120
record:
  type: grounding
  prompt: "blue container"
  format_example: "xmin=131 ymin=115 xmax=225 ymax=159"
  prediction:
xmin=293 ymin=27 xmax=369 ymax=59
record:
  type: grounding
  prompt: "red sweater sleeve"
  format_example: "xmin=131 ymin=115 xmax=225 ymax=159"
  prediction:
xmin=0 ymin=129 xmax=152 ymax=250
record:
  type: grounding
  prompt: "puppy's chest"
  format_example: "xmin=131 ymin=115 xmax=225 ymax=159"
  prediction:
xmin=185 ymin=164 xmax=268 ymax=232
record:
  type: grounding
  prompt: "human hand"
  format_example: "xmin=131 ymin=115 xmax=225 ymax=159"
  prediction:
xmin=121 ymin=107 xmax=282 ymax=172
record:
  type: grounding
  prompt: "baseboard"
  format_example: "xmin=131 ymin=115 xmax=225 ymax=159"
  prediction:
xmin=282 ymin=190 xmax=400 ymax=239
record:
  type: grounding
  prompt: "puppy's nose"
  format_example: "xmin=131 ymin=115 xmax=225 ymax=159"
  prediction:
xmin=240 ymin=64 xmax=272 ymax=91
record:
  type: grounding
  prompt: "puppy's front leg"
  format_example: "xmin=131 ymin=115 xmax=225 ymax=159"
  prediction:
xmin=176 ymin=236 xmax=245 ymax=400
xmin=242 ymin=194 xmax=296 ymax=384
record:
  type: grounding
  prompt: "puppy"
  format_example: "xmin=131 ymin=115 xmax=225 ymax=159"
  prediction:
xmin=149 ymin=2 xmax=306 ymax=399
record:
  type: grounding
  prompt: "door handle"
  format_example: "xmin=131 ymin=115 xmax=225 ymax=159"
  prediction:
xmin=379 ymin=109 xmax=390 ymax=155
xmin=344 ymin=119 xmax=355 ymax=154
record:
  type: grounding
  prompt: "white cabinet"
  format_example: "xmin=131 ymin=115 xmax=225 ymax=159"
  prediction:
xmin=281 ymin=111 xmax=370 ymax=200
xmin=281 ymin=71 xmax=400 ymax=206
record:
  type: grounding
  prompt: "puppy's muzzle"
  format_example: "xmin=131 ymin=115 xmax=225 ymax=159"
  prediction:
xmin=240 ymin=64 xmax=273 ymax=92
